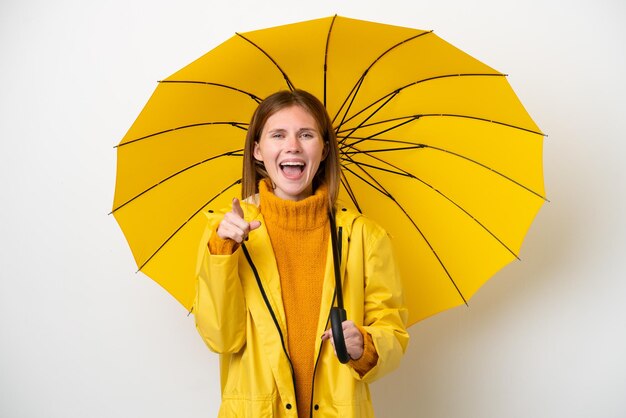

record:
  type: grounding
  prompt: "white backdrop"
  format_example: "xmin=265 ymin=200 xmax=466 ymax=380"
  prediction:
xmin=1 ymin=0 xmax=625 ymax=417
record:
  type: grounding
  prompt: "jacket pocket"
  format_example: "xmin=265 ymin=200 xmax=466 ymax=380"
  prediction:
xmin=218 ymin=396 xmax=279 ymax=418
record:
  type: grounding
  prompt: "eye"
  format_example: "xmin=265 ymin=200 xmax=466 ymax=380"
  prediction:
xmin=300 ymin=131 xmax=315 ymax=139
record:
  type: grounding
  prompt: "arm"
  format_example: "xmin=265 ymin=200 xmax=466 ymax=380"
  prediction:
xmin=354 ymin=221 xmax=410 ymax=383
xmin=193 ymin=200 xmax=259 ymax=354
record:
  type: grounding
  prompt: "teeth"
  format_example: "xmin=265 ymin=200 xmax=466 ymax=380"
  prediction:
xmin=281 ymin=162 xmax=304 ymax=167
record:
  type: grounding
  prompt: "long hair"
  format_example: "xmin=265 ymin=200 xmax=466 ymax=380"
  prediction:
xmin=242 ymin=89 xmax=341 ymax=207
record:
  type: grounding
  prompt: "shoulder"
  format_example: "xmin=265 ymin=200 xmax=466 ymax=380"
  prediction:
xmin=203 ymin=198 xmax=261 ymax=225
xmin=334 ymin=205 xmax=388 ymax=241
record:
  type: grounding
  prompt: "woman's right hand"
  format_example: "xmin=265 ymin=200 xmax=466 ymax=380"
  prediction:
xmin=217 ymin=198 xmax=261 ymax=243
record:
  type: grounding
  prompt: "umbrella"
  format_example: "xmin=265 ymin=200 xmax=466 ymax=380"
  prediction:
xmin=112 ymin=15 xmax=546 ymax=326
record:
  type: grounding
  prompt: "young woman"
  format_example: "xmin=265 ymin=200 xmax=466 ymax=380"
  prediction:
xmin=193 ymin=89 xmax=409 ymax=417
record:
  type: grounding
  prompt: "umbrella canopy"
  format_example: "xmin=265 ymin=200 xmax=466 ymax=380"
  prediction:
xmin=112 ymin=15 xmax=545 ymax=326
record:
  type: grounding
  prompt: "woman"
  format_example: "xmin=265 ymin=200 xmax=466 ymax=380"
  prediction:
xmin=193 ymin=89 xmax=409 ymax=417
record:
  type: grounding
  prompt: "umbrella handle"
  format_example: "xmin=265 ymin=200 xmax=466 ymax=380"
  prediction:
xmin=331 ymin=306 xmax=350 ymax=364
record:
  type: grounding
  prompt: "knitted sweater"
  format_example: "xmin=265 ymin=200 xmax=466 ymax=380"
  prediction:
xmin=209 ymin=180 xmax=377 ymax=418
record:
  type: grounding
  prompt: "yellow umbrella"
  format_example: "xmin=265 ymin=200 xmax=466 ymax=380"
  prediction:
xmin=112 ymin=15 xmax=545 ymax=326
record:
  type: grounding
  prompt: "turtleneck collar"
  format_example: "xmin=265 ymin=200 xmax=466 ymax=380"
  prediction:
xmin=259 ymin=178 xmax=329 ymax=231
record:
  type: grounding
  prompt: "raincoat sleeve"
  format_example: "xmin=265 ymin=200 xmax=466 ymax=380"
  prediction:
xmin=193 ymin=212 xmax=247 ymax=354
xmin=354 ymin=219 xmax=409 ymax=383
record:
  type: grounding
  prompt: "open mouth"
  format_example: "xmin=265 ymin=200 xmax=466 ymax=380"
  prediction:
xmin=280 ymin=161 xmax=305 ymax=177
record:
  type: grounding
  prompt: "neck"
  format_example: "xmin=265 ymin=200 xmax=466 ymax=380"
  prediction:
xmin=259 ymin=179 xmax=329 ymax=230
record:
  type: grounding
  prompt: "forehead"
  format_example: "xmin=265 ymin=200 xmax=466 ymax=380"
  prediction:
xmin=263 ymin=105 xmax=318 ymax=131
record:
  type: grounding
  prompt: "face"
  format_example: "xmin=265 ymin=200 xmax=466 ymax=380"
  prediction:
xmin=253 ymin=105 xmax=327 ymax=201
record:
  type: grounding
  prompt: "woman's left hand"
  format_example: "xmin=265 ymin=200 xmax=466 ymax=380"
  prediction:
xmin=321 ymin=320 xmax=364 ymax=360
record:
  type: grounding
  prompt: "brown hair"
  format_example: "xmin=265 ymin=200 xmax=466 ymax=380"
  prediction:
xmin=242 ymin=89 xmax=341 ymax=207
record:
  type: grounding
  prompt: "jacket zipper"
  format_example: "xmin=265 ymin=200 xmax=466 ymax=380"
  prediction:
xmin=241 ymin=244 xmax=297 ymax=407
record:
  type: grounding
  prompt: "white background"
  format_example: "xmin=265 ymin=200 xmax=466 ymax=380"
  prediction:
xmin=1 ymin=0 xmax=625 ymax=417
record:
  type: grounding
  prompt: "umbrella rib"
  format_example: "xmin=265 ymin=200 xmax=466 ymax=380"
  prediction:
xmin=341 ymin=162 xmax=468 ymax=305
xmin=323 ymin=15 xmax=339 ymax=107
xmin=341 ymin=132 xmax=547 ymax=201
xmin=116 ymin=122 xmax=248 ymax=148
xmin=158 ymin=80 xmax=263 ymax=103
xmin=425 ymin=143 xmax=547 ymax=201
xmin=334 ymin=76 xmax=367 ymax=130
xmin=338 ymin=116 xmax=420 ymax=149
xmin=338 ymin=73 xmax=506 ymax=129
xmin=341 ymin=163 xmax=390 ymax=197
xmin=337 ymin=90 xmax=400 ymax=147
xmin=344 ymin=144 xmax=524 ymax=259
xmin=352 ymin=144 xmax=546 ymax=201
xmin=339 ymin=113 xmax=546 ymax=200
xmin=136 ymin=179 xmax=242 ymax=273
xmin=339 ymin=113 xmax=544 ymax=138
xmin=236 ymin=32 xmax=296 ymax=91
xmin=331 ymin=30 xmax=433 ymax=128
xmin=341 ymin=143 xmax=426 ymax=155
xmin=110 ymin=149 xmax=244 ymax=214
xmin=342 ymin=157 xmax=414 ymax=178
xmin=338 ymin=170 xmax=363 ymax=213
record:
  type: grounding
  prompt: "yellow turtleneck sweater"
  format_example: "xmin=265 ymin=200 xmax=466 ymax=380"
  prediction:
xmin=209 ymin=180 xmax=377 ymax=418
xmin=260 ymin=180 xmax=328 ymax=417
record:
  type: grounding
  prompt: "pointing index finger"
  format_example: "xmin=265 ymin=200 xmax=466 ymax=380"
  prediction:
xmin=231 ymin=198 xmax=244 ymax=218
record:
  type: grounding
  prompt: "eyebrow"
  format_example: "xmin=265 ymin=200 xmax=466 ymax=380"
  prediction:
xmin=267 ymin=127 xmax=318 ymax=134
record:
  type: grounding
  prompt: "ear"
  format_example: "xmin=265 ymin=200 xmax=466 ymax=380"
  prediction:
xmin=253 ymin=142 xmax=263 ymax=161
xmin=323 ymin=141 xmax=331 ymax=161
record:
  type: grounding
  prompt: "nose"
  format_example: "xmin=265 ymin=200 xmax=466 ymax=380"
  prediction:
xmin=285 ymin=134 xmax=302 ymax=152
